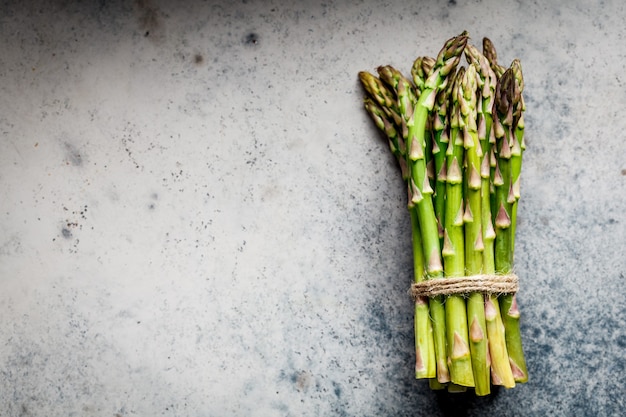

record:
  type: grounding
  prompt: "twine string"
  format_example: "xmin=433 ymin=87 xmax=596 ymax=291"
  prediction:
xmin=409 ymin=273 xmax=519 ymax=300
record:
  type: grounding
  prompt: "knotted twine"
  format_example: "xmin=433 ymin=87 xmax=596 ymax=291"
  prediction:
xmin=409 ymin=273 xmax=519 ymax=300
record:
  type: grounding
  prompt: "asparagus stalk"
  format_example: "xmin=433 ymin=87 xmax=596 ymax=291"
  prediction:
xmin=441 ymin=67 xmax=474 ymax=387
xmin=411 ymin=56 xmax=438 ymax=194
xmin=384 ymin=65 xmax=451 ymax=384
xmin=365 ymin=65 xmax=443 ymax=381
xmin=509 ymin=59 xmax=525 ymax=255
xmin=408 ymin=32 xmax=469 ymax=384
xmin=433 ymin=73 xmax=455 ymax=247
xmin=360 ymin=77 xmax=437 ymax=379
xmin=411 ymin=55 xmax=453 ymax=248
xmin=411 ymin=209 xmax=437 ymax=379
xmin=458 ymin=63 xmax=491 ymax=395
xmin=359 ymin=63 xmax=449 ymax=384
xmin=465 ymin=44 xmax=516 ymax=388
xmin=494 ymin=67 xmax=528 ymax=383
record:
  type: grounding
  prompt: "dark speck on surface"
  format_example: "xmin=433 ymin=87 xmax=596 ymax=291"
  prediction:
xmin=332 ymin=380 xmax=342 ymax=398
xmin=64 ymin=142 xmax=83 ymax=166
xmin=61 ymin=228 xmax=72 ymax=239
xmin=148 ymin=192 xmax=158 ymax=210
xmin=365 ymin=300 xmax=391 ymax=339
xmin=135 ymin=0 xmax=164 ymax=43
xmin=244 ymin=32 xmax=259 ymax=46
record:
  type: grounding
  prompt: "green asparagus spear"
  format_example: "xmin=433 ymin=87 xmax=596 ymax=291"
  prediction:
xmin=360 ymin=75 xmax=437 ymax=378
xmin=408 ymin=32 xmax=469 ymax=384
xmin=442 ymin=67 xmax=474 ymax=387
xmin=494 ymin=67 xmax=528 ymax=383
xmin=465 ymin=43 xmax=516 ymax=388
xmin=458 ymin=63 xmax=491 ymax=395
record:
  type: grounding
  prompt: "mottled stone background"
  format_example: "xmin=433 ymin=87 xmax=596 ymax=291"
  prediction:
xmin=1 ymin=0 xmax=625 ymax=416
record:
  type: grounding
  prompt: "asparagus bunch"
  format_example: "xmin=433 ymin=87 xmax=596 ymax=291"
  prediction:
xmin=358 ymin=32 xmax=528 ymax=395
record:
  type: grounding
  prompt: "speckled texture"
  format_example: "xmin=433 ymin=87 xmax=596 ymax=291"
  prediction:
xmin=1 ymin=0 xmax=625 ymax=416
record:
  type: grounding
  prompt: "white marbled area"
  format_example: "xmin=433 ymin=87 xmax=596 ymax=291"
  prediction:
xmin=0 ymin=0 xmax=625 ymax=416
